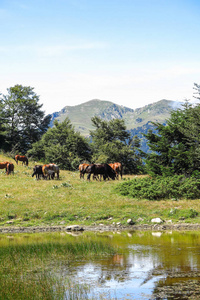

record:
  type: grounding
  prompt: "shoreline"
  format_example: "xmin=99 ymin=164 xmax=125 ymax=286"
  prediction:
xmin=0 ymin=223 xmax=200 ymax=234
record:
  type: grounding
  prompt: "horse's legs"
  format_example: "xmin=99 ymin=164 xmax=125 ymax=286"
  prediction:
xmin=87 ymin=173 xmax=91 ymax=181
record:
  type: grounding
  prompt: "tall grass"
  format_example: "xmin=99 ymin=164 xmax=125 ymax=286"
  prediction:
xmin=0 ymin=233 xmax=115 ymax=299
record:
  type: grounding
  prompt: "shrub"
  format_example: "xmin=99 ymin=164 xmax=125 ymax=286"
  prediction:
xmin=115 ymin=175 xmax=200 ymax=200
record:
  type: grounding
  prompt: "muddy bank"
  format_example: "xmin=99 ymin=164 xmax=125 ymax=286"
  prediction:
xmin=0 ymin=223 xmax=200 ymax=234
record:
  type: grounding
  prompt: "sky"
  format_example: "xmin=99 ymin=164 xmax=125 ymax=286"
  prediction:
xmin=0 ymin=0 xmax=200 ymax=114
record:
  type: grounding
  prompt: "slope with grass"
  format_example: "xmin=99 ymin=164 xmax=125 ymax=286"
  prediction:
xmin=0 ymin=153 xmax=200 ymax=228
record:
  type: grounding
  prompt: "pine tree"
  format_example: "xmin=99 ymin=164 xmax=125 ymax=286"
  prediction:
xmin=0 ymin=85 xmax=50 ymax=153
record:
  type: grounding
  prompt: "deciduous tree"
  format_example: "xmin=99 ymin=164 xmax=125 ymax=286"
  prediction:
xmin=28 ymin=118 xmax=92 ymax=170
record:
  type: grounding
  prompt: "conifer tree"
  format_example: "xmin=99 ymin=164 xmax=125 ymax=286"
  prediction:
xmin=0 ymin=85 xmax=50 ymax=153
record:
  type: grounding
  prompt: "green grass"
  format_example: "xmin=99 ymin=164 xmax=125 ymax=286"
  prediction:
xmin=0 ymin=233 xmax=115 ymax=299
xmin=0 ymin=153 xmax=200 ymax=226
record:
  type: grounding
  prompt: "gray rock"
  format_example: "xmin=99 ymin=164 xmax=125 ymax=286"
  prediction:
xmin=65 ymin=225 xmax=84 ymax=231
xmin=127 ymin=218 xmax=135 ymax=225
xmin=151 ymin=218 xmax=163 ymax=224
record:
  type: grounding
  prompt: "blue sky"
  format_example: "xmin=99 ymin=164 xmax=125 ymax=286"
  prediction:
xmin=0 ymin=0 xmax=200 ymax=114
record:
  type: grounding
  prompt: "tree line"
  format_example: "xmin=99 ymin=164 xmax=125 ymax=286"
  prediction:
xmin=1 ymin=83 xmax=200 ymax=176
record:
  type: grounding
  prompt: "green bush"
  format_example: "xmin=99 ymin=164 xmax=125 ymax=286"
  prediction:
xmin=115 ymin=175 xmax=200 ymax=200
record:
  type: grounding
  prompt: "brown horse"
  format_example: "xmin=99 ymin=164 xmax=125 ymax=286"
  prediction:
xmin=109 ymin=162 xmax=123 ymax=179
xmin=42 ymin=163 xmax=59 ymax=179
xmin=0 ymin=162 xmax=9 ymax=173
xmin=79 ymin=163 xmax=89 ymax=179
xmin=15 ymin=155 xmax=28 ymax=166
xmin=6 ymin=163 xmax=14 ymax=175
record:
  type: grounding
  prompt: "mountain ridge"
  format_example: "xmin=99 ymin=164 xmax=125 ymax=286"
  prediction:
xmin=50 ymin=98 xmax=183 ymax=137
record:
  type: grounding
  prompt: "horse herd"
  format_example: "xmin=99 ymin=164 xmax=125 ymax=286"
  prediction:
xmin=79 ymin=162 xmax=122 ymax=181
xmin=0 ymin=155 xmax=27 ymax=175
xmin=0 ymin=154 xmax=123 ymax=181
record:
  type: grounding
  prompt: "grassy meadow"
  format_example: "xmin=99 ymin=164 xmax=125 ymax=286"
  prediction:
xmin=0 ymin=153 xmax=200 ymax=227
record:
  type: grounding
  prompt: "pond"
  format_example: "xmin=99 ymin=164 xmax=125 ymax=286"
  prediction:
xmin=0 ymin=230 xmax=200 ymax=299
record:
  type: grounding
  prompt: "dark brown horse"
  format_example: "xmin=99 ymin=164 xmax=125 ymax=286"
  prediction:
xmin=84 ymin=163 xmax=116 ymax=181
xmin=15 ymin=155 xmax=28 ymax=166
xmin=6 ymin=163 xmax=14 ymax=175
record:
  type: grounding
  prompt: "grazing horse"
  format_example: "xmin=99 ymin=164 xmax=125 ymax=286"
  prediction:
xmin=32 ymin=165 xmax=44 ymax=179
xmin=49 ymin=163 xmax=59 ymax=179
xmin=0 ymin=162 xmax=9 ymax=173
xmin=42 ymin=164 xmax=59 ymax=179
xmin=109 ymin=162 xmax=123 ymax=179
xmin=15 ymin=155 xmax=28 ymax=166
xmin=79 ymin=163 xmax=89 ymax=179
xmin=84 ymin=163 xmax=116 ymax=181
xmin=6 ymin=163 xmax=14 ymax=175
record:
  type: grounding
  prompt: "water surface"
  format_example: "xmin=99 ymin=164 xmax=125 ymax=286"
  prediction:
xmin=1 ymin=230 xmax=200 ymax=299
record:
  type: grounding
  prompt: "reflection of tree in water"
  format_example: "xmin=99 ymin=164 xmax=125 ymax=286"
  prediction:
xmin=50 ymin=231 xmax=200 ymax=298
xmin=135 ymin=232 xmax=200 ymax=299
xmin=97 ymin=253 xmax=132 ymax=284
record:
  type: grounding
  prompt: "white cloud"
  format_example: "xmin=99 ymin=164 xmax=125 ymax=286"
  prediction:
xmin=0 ymin=42 xmax=108 ymax=57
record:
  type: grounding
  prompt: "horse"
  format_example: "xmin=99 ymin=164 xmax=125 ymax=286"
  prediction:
xmin=6 ymin=163 xmax=14 ymax=175
xmin=48 ymin=163 xmax=59 ymax=179
xmin=109 ymin=162 xmax=123 ymax=179
xmin=42 ymin=164 xmax=59 ymax=179
xmin=84 ymin=163 xmax=116 ymax=181
xmin=15 ymin=155 xmax=28 ymax=166
xmin=0 ymin=162 xmax=10 ymax=173
xmin=32 ymin=165 xmax=44 ymax=179
xmin=79 ymin=163 xmax=89 ymax=179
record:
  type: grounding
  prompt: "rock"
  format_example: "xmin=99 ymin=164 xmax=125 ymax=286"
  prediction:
xmin=151 ymin=218 xmax=163 ymax=224
xmin=127 ymin=219 xmax=135 ymax=225
xmin=137 ymin=217 xmax=144 ymax=222
xmin=6 ymin=221 xmax=14 ymax=224
xmin=65 ymin=225 xmax=84 ymax=231
xmin=116 ymin=222 xmax=121 ymax=226
xmin=60 ymin=221 xmax=66 ymax=225
xmin=166 ymin=220 xmax=172 ymax=224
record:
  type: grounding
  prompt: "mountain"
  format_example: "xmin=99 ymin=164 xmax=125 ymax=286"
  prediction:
xmin=50 ymin=99 xmax=183 ymax=139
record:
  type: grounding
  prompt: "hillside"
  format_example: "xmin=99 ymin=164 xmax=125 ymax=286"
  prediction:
xmin=50 ymin=99 xmax=183 ymax=138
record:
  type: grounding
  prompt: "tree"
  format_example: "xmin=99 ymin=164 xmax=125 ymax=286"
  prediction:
xmin=90 ymin=116 xmax=144 ymax=174
xmin=28 ymin=118 xmax=92 ymax=170
xmin=0 ymin=96 xmax=6 ymax=148
xmin=0 ymin=85 xmax=51 ymax=153
xmin=193 ymin=83 xmax=200 ymax=101
xmin=145 ymin=98 xmax=200 ymax=176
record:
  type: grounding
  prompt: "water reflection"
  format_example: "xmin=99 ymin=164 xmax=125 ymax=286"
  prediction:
xmin=0 ymin=230 xmax=200 ymax=299
xmin=67 ymin=231 xmax=200 ymax=299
